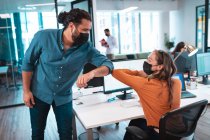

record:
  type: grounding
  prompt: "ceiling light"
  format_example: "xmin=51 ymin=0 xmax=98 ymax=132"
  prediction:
xmin=0 ymin=14 xmax=11 ymax=19
xmin=26 ymin=3 xmax=55 ymax=7
xmin=18 ymin=6 xmax=36 ymax=10
xmin=57 ymin=0 xmax=75 ymax=2
xmin=120 ymin=7 xmax=138 ymax=13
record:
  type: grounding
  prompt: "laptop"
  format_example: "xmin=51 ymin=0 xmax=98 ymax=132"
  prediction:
xmin=173 ymin=73 xmax=196 ymax=99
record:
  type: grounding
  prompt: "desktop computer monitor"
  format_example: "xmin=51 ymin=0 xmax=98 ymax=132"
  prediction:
xmin=83 ymin=63 xmax=104 ymax=88
xmin=196 ymin=52 xmax=210 ymax=85
xmin=103 ymin=59 xmax=145 ymax=100
xmin=174 ymin=51 xmax=196 ymax=79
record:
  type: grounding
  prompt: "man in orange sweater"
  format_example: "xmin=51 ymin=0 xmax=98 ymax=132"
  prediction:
xmin=112 ymin=50 xmax=181 ymax=140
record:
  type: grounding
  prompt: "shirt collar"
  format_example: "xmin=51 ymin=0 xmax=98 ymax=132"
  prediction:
xmin=58 ymin=28 xmax=80 ymax=50
xmin=58 ymin=28 xmax=64 ymax=50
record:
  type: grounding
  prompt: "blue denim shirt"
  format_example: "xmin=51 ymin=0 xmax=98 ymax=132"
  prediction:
xmin=22 ymin=29 xmax=114 ymax=106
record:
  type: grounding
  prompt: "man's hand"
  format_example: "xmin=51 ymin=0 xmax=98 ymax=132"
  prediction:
xmin=76 ymin=71 xmax=95 ymax=88
xmin=105 ymin=44 xmax=109 ymax=48
xmin=23 ymin=91 xmax=35 ymax=108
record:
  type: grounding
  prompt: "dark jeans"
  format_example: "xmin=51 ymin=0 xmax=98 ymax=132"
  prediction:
xmin=30 ymin=96 xmax=72 ymax=140
xmin=124 ymin=118 xmax=159 ymax=140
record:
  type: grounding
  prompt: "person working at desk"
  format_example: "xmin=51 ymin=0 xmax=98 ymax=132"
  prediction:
xmin=22 ymin=8 xmax=113 ymax=140
xmin=171 ymin=41 xmax=185 ymax=57
xmin=112 ymin=50 xmax=181 ymax=140
xmin=100 ymin=29 xmax=117 ymax=59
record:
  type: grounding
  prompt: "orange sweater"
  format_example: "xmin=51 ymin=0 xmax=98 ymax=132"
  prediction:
xmin=112 ymin=69 xmax=181 ymax=127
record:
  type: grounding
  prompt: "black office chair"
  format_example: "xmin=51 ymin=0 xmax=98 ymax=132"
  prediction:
xmin=126 ymin=99 xmax=208 ymax=140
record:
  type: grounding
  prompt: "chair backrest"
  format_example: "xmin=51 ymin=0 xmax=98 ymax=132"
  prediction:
xmin=159 ymin=99 xmax=208 ymax=140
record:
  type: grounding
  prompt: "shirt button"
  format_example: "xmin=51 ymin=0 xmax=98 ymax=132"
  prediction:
xmin=60 ymin=66 xmax=63 ymax=69
xmin=59 ymin=76 xmax=61 ymax=79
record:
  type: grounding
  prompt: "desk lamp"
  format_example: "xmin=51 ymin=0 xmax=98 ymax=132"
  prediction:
xmin=173 ymin=44 xmax=198 ymax=79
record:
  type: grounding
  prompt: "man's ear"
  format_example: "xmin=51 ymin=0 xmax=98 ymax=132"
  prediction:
xmin=68 ymin=22 xmax=74 ymax=32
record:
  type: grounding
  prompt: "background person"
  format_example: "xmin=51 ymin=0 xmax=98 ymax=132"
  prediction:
xmin=171 ymin=41 xmax=185 ymax=56
xmin=100 ymin=28 xmax=117 ymax=59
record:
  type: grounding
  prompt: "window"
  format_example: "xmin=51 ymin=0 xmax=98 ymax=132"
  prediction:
xmin=96 ymin=11 xmax=160 ymax=54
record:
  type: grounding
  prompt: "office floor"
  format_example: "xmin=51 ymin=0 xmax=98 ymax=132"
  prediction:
xmin=0 ymin=87 xmax=210 ymax=140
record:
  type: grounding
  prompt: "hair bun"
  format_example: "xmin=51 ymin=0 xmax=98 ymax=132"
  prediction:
xmin=57 ymin=11 xmax=67 ymax=24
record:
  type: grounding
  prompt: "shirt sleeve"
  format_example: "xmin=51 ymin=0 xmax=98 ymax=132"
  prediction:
xmin=112 ymin=69 xmax=146 ymax=90
xmin=88 ymin=43 xmax=114 ymax=73
xmin=22 ymin=31 xmax=43 ymax=72
xmin=111 ymin=36 xmax=117 ymax=47
xmin=107 ymin=36 xmax=117 ymax=49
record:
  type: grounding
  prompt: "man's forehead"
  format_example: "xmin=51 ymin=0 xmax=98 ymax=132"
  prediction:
xmin=78 ymin=19 xmax=91 ymax=29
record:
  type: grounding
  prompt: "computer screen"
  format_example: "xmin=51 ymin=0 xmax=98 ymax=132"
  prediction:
xmin=103 ymin=59 xmax=145 ymax=99
xmin=174 ymin=51 xmax=196 ymax=73
xmin=83 ymin=63 xmax=104 ymax=88
xmin=196 ymin=52 xmax=210 ymax=85
xmin=173 ymin=73 xmax=186 ymax=91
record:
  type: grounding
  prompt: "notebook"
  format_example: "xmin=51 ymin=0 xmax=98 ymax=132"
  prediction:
xmin=173 ymin=73 xmax=197 ymax=99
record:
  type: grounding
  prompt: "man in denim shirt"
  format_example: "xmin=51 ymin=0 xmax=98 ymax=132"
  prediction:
xmin=22 ymin=8 xmax=113 ymax=140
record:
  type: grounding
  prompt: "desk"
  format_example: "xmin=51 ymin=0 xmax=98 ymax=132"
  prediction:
xmin=0 ymin=66 xmax=9 ymax=88
xmin=73 ymin=84 xmax=210 ymax=140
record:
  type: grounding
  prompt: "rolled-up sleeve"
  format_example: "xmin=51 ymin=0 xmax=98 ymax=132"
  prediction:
xmin=88 ymin=44 xmax=114 ymax=73
xmin=22 ymin=31 xmax=42 ymax=72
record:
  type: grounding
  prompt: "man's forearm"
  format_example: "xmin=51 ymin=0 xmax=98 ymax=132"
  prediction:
xmin=91 ymin=66 xmax=110 ymax=77
xmin=22 ymin=71 xmax=33 ymax=92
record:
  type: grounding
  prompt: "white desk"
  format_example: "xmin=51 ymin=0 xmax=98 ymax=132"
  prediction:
xmin=72 ymin=84 xmax=210 ymax=140
xmin=0 ymin=66 xmax=9 ymax=88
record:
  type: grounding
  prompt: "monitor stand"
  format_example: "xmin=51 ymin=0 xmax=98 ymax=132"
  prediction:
xmin=198 ymin=75 xmax=210 ymax=85
xmin=116 ymin=90 xmax=133 ymax=100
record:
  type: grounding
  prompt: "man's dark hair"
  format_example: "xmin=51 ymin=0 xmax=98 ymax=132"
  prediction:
xmin=58 ymin=8 xmax=91 ymax=29
xmin=104 ymin=29 xmax=110 ymax=32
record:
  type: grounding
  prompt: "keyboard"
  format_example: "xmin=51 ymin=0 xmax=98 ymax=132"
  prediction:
xmin=181 ymin=91 xmax=197 ymax=99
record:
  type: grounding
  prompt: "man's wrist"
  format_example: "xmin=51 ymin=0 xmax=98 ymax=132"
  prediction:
xmin=23 ymin=89 xmax=31 ymax=93
xmin=89 ymin=70 xmax=96 ymax=79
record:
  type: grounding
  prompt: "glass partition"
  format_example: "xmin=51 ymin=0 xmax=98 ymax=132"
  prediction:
xmin=0 ymin=0 xmax=57 ymax=108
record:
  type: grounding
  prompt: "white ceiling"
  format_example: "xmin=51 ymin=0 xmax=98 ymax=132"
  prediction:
xmin=0 ymin=0 xmax=74 ymax=14
xmin=0 ymin=0 xmax=178 ymax=14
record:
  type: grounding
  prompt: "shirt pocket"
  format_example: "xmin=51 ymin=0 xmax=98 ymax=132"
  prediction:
xmin=41 ymin=48 xmax=61 ymax=63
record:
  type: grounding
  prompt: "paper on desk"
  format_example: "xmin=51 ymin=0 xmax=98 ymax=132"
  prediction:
xmin=72 ymin=86 xmax=104 ymax=98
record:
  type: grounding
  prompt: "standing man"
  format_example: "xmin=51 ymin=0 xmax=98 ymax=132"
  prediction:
xmin=22 ymin=8 xmax=113 ymax=140
xmin=102 ymin=29 xmax=117 ymax=59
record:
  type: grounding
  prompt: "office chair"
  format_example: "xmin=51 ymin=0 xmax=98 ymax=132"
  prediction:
xmin=126 ymin=99 xmax=208 ymax=140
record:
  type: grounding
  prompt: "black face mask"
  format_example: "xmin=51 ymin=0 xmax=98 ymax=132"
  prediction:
xmin=143 ymin=61 xmax=153 ymax=75
xmin=72 ymin=28 xmax=89 ymax=46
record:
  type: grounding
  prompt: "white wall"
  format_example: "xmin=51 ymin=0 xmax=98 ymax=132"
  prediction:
xmin=159 ymin=12 xmax=170 ymax=51
xmin=170 ymin=0 xmax=205 ymax=46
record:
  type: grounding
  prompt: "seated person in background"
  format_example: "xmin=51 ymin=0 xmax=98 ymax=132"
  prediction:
xmin=171 ymin=41 xmax=185 ymax=57
xmin=112 ymin=50 xmax=181 ymax=140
